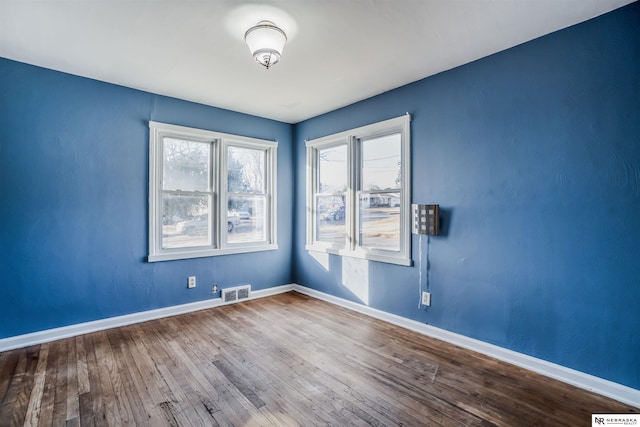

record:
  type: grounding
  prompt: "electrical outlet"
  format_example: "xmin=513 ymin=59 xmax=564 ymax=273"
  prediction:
xmin=422 ymin=291 xmax=431 ymax=306
xmin=188 ymin=276 xmax=196 ymax=289
xmin=212 ymin=284 xmax=218 ymax=293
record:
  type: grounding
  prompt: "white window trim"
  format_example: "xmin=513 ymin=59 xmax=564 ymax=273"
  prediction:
xmin=306 ymin=115 xmax=411 ymax=266
xmin=305 ymin=137 xmax=350 ymax=253
xmin=148 ymin=121 xmax=277 ymax=262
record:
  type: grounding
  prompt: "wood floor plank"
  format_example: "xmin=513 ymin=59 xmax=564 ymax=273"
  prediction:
xmin=75 ymin=336 xmax=90 ymax=396
xmin=0 ymin=350 xmax=20 ymax=406
xmin=126 ymin=323 xmax=186 ymax=425
xmin=124 ymin=324 xmax=172 ymax=405
xmin=102 ymin=330 xmax=137 ymax=426
xmin=78 ymin=391 xmax=95 ymax=427
xmin=38 ymin=341 xmax=60 ymax=427
xmin=165 ymin=339 xmax=227 ymax=425
xmin=109 ymin=326 xmax=169 ymax=426
xmin=22 ymin=344 xmax=48 ymax=427
xmin=0 ymin=348 xmax=28 ymax=422
xmin=10 ymin=346 xmax=41 ymax=427
xmin=154 ymin=362 xmax=215 ymax=427
xmin=105 ymin=328 xmax=152 ymax=426
xmin=90 ymin=331 xmax=123 ymax=426
xmin=65 ymin=338 xmax=80 ymax=424
xmin=84 ymin=333 xmax=108 ymax=427
xmin=51 ymin=339 xmax=68 ymax=426
xmin=1 ymin=291 xmax=637 ymax=427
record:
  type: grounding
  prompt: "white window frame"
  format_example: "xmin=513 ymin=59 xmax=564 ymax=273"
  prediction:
xmin=148 ymin=121 xmax=277 ymax=262
xmin=306 ymin=115 xmax=411 ymax=266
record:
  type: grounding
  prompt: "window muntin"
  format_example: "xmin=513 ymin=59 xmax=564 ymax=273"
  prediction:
xmin=149 ymin=122 xmax=277 ymax=262
xmin=306 ymin=115 xmax=411 ymax=266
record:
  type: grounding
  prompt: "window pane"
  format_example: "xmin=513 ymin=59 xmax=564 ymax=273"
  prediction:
xmin=163 ymin=138 xmax=210 ymax=191
xmin=227 ymin=195 xmax=266 ymax=244
xmin=316 ymin=195 xmax=346 ymax=245
xmin=319 ymin=145 xmax=347 ymax=193
xmin=361 ymin=134 xmax=401 ymax=191
xmin=359 ymin=192 xmax=400 ymax=251
xmin=228 ymin=146 xmax=265 ymax=193
xmin=162 ymin=194 xmax=211 ymax=248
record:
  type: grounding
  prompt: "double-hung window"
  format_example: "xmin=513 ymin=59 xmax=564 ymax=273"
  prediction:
xmin=306 ymin=115 xmax=411 ymax=266
xmin=148 ymin=121 xmax=277 ymax=262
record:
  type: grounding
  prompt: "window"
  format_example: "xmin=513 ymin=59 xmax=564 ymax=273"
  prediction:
xmin=306 ymin=115 xmax=411 ymax=266
xmin=148 ymin=121 xmax=277 ymax=262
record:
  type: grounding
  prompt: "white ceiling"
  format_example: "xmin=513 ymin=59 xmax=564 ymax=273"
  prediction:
xmin=0 ymin=0 xmax=635 ymax=124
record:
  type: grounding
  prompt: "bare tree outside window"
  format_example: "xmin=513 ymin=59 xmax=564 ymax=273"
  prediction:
xmin=227 ymin=146 xmax=268 ymax=244
xmin=161 ymin=138 xmax=212 ymax=249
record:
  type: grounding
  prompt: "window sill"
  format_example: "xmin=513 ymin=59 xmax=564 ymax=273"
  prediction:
xmin=148 ymin=244 xmax=278 ymax=262
xmin=305 ymin=245 xmax=412 ymax=267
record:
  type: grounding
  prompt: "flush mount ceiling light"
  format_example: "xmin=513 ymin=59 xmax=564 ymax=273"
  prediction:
xmin=244 ymin=20 xmax=287 ymax=69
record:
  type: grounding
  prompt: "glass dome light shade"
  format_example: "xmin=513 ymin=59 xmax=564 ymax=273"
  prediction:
xmin=244 ymin=21 xmax=287 ymax=69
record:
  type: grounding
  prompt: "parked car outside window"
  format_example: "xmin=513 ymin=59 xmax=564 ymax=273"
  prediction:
xmin=322 ymin=205 xmax=345 ymax=221
xmin=175 ymin=212 xmax=240 ymax=235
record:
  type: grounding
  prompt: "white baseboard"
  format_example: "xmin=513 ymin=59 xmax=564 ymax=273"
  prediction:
xmin=2 ymin=282 xmax=637 ymax=408
xmin=0 ymin=283 xmax=295 ymax=353
xmin=291 ymin=284 xmax=640 ymax=408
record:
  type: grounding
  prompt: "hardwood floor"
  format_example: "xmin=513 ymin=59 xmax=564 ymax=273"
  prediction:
xmin=0 ymin=292 xmax=637 ymax=426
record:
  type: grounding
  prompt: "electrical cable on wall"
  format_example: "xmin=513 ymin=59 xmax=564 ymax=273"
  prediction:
xmin=418 ymin=234 xmax=432 ymax=309
xmin=413 ymin=204 xmax=439 ymax=309
xmin=426 ymin=234 xmax=431 ymax=295
xmin=418 ymin=234 xmax=423 ymax=308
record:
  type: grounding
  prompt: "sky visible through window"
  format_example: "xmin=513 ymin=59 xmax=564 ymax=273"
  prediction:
xmin=319 ymin=134 xmax=401 ymax=193
xmin=362 ymin=134 xmax=401 ymax=191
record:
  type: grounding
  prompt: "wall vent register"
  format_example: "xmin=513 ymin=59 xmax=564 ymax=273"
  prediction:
xmin=222 ymin=284 xmax=252 ymax=303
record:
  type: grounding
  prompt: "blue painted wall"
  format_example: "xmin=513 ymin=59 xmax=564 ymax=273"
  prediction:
xmin=293 ymin=3 xmax=640 ymax=389
xmin=0 ymin=58 xmax=294 ymax=338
